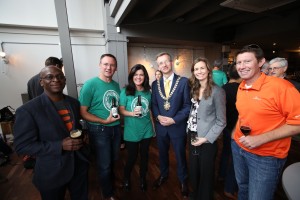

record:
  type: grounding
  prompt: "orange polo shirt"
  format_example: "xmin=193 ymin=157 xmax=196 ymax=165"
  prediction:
xmin=233 ymin=73 xmax=300 ymax=158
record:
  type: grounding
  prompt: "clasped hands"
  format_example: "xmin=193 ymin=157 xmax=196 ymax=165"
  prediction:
xmin=157 ymin=115 xmax=175 ymax=126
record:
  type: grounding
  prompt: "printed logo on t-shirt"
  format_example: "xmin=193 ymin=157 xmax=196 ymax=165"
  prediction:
xmin=103 ymin=90 xmax=120 ymax=111
xmin=253 ymin=96 xmax=262 ymax=101
xmin=131 ymin=96 xmax=149 ymax=118
xmin=253 ymin=96 xmax=261 ymax=101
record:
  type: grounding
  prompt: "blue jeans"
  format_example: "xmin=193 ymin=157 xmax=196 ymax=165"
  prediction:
xmin=231 ymin=140 xmax=286 ymax=200
xmin=87 ymin=123 xmax=121 ymax=198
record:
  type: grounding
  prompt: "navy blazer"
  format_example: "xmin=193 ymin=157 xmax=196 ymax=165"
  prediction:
xmin=151 ymin=74 xmax=191 ymax=138
xmin=13 ymin=93 xmax=89 ymax=190
xmin=27 ymin=73 xmax=44 ymax=100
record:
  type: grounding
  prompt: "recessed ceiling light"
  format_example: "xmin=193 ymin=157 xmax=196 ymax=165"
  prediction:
xmin=273 ymin=50 xmax=276 ymax=54
xmin=273 ymin=43 xmax=277 ymax=46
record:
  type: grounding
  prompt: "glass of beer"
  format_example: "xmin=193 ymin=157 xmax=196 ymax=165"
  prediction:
xmin=70 ymin=129 xmax=82 ymax=139
xmin=239 ymin=119 xmax=251 ymax=136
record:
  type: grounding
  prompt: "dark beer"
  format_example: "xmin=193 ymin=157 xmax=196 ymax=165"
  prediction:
xmin=240 ymin=126 xmax=251 ymax=136
xmin=136 ymin=95 xmax=142 ymax=117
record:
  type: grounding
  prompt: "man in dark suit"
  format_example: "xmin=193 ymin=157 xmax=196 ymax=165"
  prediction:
xmin=151 ymin=52 xmax=191 ymax=198
xmin=27 ymin=57 xmax=63 ymax=100
xmin=14 ymin=66 xmax=89 ymax=200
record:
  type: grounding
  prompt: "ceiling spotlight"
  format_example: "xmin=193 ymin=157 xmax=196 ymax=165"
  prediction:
xmin=273 ymin=43 xmax=277 ymax=46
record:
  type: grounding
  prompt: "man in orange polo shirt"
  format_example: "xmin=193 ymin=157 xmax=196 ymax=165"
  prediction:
xmin=232 ymin=44 xmax=300 ymax=200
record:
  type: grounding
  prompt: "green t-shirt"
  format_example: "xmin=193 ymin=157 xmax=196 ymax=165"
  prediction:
xmin=212 ymin=70 xmax=228 ymax=87
xmin=119 ymin=88 xmax=154 ymax=142
xmin=79 ymin=77 xmax=120 ymax=126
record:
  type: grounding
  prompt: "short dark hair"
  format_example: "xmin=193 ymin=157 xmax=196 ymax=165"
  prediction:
xmin=228 ymin=63 xmax=240 ymax=80
xmin=45 ymin=57 xmax=63 ymax=69
xmin=155 ymin=70 xmax=163 ymax=76
xmin=100 ymin=54 xmax=117 ymax=67
xmin=213 ymin=59 xmax=223 ymax=68
xmin=236 ymin=44 xmax=264 ymax=61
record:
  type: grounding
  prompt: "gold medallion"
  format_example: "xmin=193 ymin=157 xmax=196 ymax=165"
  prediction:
xmin=157 ymin=77 xmax=181 ymax=111
xmin=164 ymin=100 xmax=171 ymax=111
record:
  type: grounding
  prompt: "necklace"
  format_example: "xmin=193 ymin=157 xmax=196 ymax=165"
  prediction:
xmin=157 ymin=76 xmax=181 ymax=110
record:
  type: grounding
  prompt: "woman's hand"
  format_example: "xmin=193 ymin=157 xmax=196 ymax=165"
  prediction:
xmin=191 ymin=137 xmax=208 ymax=146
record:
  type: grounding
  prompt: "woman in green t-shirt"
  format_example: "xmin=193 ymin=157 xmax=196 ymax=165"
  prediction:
xmin=119 ymin=64 xmax=154 ymax=192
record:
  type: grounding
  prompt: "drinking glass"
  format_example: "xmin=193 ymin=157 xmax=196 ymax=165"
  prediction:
xmin=190 ymin=132 xmax=199 ymax=155
xmin=70 ymin=129 xmax=82 ymax=139
xmin=239 ymin=119 xmax=251 ymax=136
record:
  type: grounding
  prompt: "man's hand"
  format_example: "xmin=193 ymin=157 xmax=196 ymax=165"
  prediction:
xmin=62 ymin=137 xmax=83 ymax=151
xmin=157 ymin=115 xmax=175 ymax=126
xmin=239 ymin=135 xmax=266 ymax=149
xmin=105 ymin=111 xmax=120 ymax=124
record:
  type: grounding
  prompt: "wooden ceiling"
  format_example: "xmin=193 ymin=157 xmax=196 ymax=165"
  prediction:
xmin=118 ymin=0 xmax=300 ymax=52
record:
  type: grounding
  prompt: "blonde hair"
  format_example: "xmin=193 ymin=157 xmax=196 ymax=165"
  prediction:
xmin=155 ymin=52 xmax=172 ymax=61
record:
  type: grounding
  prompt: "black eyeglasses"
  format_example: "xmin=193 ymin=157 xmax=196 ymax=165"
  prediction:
xmin=247 ymin=44 xmax=261 ymax=49
xmin=41 ymin=74 xmax=65 ymax=81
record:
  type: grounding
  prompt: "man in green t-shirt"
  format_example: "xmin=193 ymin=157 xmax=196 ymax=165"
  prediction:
xmin=212 ymin=59 xmax=228 ymax=87
xmin=79 ymin=54 xmax=121 ymax=200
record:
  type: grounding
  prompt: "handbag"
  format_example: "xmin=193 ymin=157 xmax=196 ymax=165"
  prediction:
xmin=0 ymin=106 xmax=15 ymax=122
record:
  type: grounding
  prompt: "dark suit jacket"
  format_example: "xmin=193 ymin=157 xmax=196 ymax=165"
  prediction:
xmin=151 ymin=74 xmax=191 ymax=138
xmin=13 ymin=93 xmax=89 ymax=190
xmin=27 ymin=73 xmax=44 ymax=100
xmin=284 ymin=77 xmax=300 ymax=92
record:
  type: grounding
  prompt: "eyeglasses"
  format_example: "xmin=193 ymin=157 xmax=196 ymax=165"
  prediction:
xmin=102 ymin=63 xmax=116 ymax=68
xmin=268 ymin=67 xmax=283 ymax=71
xmin=158 ymin=60 xmax=171 ymax=67
xmin=41 ymin=74 xmax=65 ymax=81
